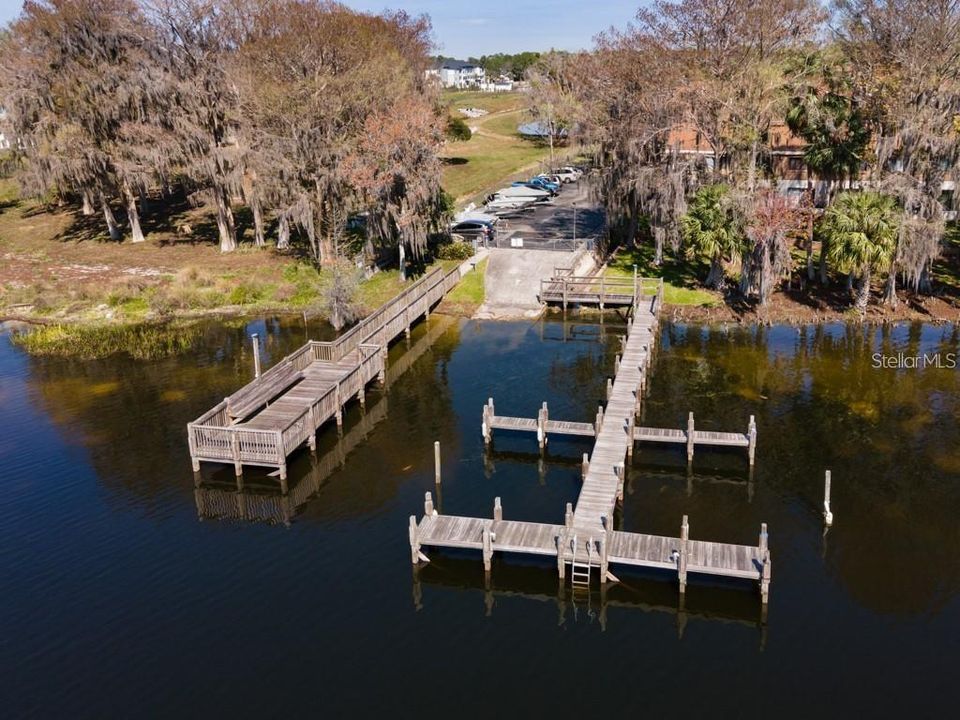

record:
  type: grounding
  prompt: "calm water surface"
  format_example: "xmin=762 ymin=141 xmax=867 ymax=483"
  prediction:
xmin=1 ymin=315 xmax=958 ymax=717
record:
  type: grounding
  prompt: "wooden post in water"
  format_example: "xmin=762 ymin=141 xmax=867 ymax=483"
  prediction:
xmin=424 ymin=491 xmax=434 ymax=516
xmin=747 ymin=415 xmax=757 ymax=465
xmin=482 ymin=527 xmax=493 ymax=573
xmin=408 ymin=516 xmax=420 ymax=565
xmin=482 ymin=398 xmax=494 ymax=444
xmin=626 ymin=415 xmax=636 ymax=459
xmin=595 ymin=405 xmax=604 ymax=434
xmin=614 ymin=354 xmax=621 ymax=375
xmin=434 ymin=441 xmax=442 ymax=484
xmin=494 ymin=496 xmax=502 ymax=521
xmin=251 ymin=333 xmax=261 ymax=379
xmin=538 ymin=402 xmax=548 ymax=451
xmin=679 ymin=515 xmax=689 ymax=595
xmin=686 ymin=412 xmax=695 ymax=463
xmin=823 ymin=471 xmax=833 ymax=526
xmin=606 ymin=378 xmax=613 ymax=400
xmin=759 ymin=522 xmax=771 ymax=604
xmin=231 ymin=432 xmax=242 ymax=477
xmin=615 ymin=463 xmax=625 ymax=502
xmin=565 ymin=502 xmax=573 ymax=528
xmin=581 ymin=453 xmax=589 ymax=479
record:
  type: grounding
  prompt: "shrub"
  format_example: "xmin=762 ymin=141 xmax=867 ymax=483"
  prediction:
xmin=437 ymin=241 xmax=474 ymax=261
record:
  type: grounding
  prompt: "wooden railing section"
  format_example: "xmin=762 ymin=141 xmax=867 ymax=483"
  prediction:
xmin=188 ymin=264 xmax=465 ymax=478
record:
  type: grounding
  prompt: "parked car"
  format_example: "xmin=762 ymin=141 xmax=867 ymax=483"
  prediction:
xmin=526 ymin=176 xmax=561 ymax=193
xmin=451 ymin=219 xmax=496 ymax=242
xmin=551 ymin=168 xmax=580 ymax=183
xmin=536 ymin=173 xmax=563 ymax=186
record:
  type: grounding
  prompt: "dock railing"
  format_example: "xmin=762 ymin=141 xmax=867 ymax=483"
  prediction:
xmin=188 ymin=262 xmax=465 ymax=470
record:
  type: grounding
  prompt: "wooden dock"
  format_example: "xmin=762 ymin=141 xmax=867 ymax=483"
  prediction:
xmin=409 ymin=279 xmax=772 ymax=605
xmin=193 ymin=316 xmax=457 ymax=525
xmin=188 ymin=264 xmax=466 ymax=484
xmin=539 ymin=274 xmax=660 ymax=310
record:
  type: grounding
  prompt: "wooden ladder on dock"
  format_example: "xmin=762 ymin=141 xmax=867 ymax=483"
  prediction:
xmin=570 ymin=535 xmax=593 ymax=589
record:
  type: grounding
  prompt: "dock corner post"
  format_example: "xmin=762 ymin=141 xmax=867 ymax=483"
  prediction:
xmin=686 ymin=412 xmax=695 ymax=464
xmin=565 ymin=502 xmax=573 ymax=528
xmin=759 ymin=523 xmax=772 ymax=605
xmin=748 ymin=414 xmax=757 ymax=465
xmin=378 ymin=345 xmax=387 ymax=385
xmin=627 ymin=415 xmax=636 ymax=460
xmin=493 ymin=496 xmax=502 ymax=521
xmin=615 ymin=463 xmax=625 ymax=502
xmin=483 ymin=397 xmax=495 ymax=445
xmin=408 ymin=515 xmax=421 ymax=565
xmin=482 ymin=526 xmax=493 ymax=573
xmin=581 ymin=453 xmax=589 ymax=480
xmin=424 ymin=491 xmax=435 ymax=516
xmin=335 ymin=385 xmax=343 ymax=430
xmin=823 ymin=471 xmax=833 ymax=527
xmin=434 ymin=441 xmax=442 ymax=484
xmin=251 ymin=333 xmax=261 ymax=379
xmin=557 ymin=531 xmax=567 ymax=579
xmin=230 ymin=432 xmax=243 ymax=478
xmin=357 ymin=383 xmax=366 ymax=410
xmin=679 ymin=514 xmax=689 ymax=595
xmin=191 ymin=456 xmax=200 ymax=473
xmin=595 ymin=405 xmax=605 ymax=434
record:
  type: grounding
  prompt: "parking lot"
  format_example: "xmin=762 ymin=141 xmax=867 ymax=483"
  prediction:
xmin=490 ymin=179 xmax=606 ymax=251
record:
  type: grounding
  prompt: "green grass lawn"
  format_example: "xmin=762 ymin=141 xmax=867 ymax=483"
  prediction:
xmin=441 ymin=90 xmax=525 ymax=114
xmin=604 ymin=244 xmax=722 ymax=307
xmin=440 ymin=258 xmax=487 ymax=315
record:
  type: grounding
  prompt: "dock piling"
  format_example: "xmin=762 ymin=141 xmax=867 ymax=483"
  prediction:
xmin=686 ymin=412 xmax=695 ymax=463
xmin=595 ymin=405 xmax=604 ymax=434
xmin=538 ymin=402 xmax=548 ymax=451
xmin=748 ymin=415 xmax=757 ymax=465
xmin=679 ymin=515 xmax=689 ymax=595
xmin=606 ymin=378 xmax=613 ymax=400
xmin=434 ymin=441 xmax=442 ymax=484
xmin=494 ymin=496 xmax=502 ymax=521
xmin=408 ymin=515 xmax=420 ymax=565
xmin=251 ymin=333 xmax=261 ymax=379
xmin=581 ymin=453 xmax=589 ymax=479
xmin=482 ymin=527 xmax=493 ymax=572
xmin=823 ymin=471 xmax=833 ymax=526
xmin=424 ymin=491 xmax=435 ymax=516
xmin=564 ymin=502 xmax=573 ymax=528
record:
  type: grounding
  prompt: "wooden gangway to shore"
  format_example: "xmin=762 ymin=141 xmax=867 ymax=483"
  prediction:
xmin=409 ymin=279 xmax=772 ymax=605
xmin=188 ymin=264 xmax=465 ymax=484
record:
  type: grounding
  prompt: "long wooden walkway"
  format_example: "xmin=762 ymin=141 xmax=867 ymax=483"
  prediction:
xmin=188 ymin=264 xmax=467 ymax=483
xmin=409 ymin=281 xmax=772 ymax=605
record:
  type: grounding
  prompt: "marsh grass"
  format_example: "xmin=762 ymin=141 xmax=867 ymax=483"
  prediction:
xmin=13 ymin=321 xmax=204 ymax=359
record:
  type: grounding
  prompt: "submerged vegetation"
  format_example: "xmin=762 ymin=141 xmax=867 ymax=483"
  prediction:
xmin=12 ymin=322 xmax=205 ymax=360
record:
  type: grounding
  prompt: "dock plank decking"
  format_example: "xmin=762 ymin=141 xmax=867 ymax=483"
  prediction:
xmin=411 ymin=277 xmax=771 ymax=605
xmin=188 ymin=263 xmax=468 ymax=484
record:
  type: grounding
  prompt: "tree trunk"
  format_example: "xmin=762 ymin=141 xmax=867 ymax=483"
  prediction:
xmin=747 ymin=137 xmax=758 ymax=192
xmin=918 ymin=261 xmax=933 ymax=294
xmin=251 ymin=197 xmax=266 ymax=248
xmin=81 ymin=187 xmax=95 ymax=216
xmin=399 ymin=242 xmax=407 ymax=283
xmin=653 ymin=227 xmax=664 ymax=266
xmin=806 ymin=201 xmax=815 ymax=282
xmin=855 ymin=267 xmax=871 ymax=311
xmin=123 ymin=181 xmax=145 ymax=244
xmin=819 ymin=236 xmax=830 ymax=285
xmin=214 ymin=186 xmax=237 ymax=253
xmin=883 ymin=271 xmax=898 ymax=307
xmin=277 ymin=215 xmax=290 ymax=250
xmin=100 ymin=190 xmax=121 ymax=241
xmin=705 ymin=254 xmax=724 ymax=289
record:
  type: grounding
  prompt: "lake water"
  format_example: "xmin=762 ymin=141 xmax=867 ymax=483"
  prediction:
xmin=2 ymin=315 xmax=958 ymax=717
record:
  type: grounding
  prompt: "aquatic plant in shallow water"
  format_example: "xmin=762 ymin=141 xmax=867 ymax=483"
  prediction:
xmin=12 ymin=322 xmax=204 ymax=360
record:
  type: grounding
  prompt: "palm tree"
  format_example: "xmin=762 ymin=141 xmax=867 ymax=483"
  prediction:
xmin=680 ymin=184 xmax=743 ymax=289
xmin=785 ymin=51 xmax=872 ymax=284
xmin=820 ymin=192 xmax=899 ymax=311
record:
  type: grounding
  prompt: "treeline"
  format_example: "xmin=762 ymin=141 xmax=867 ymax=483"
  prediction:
xmin=0 ymin=0 xmax=448 ymax=262
xmin=532 ymin=0 xmax=960 ymax=309
xmin=473 ymin=52 xmax=541 ymax=81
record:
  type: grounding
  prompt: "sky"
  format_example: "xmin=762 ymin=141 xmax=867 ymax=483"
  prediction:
xmin=0 ymin=0 xmax=642 ymax=58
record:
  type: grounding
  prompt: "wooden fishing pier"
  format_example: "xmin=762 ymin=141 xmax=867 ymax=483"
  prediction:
xmin=188 ymin=265 xmax=466 ymax=486
xmin=409 ymin=276 xmax=772 ymax=605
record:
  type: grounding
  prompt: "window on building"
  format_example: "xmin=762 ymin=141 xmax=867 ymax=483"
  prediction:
xmin=788 ymin=157 xmax=803 ymax=171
